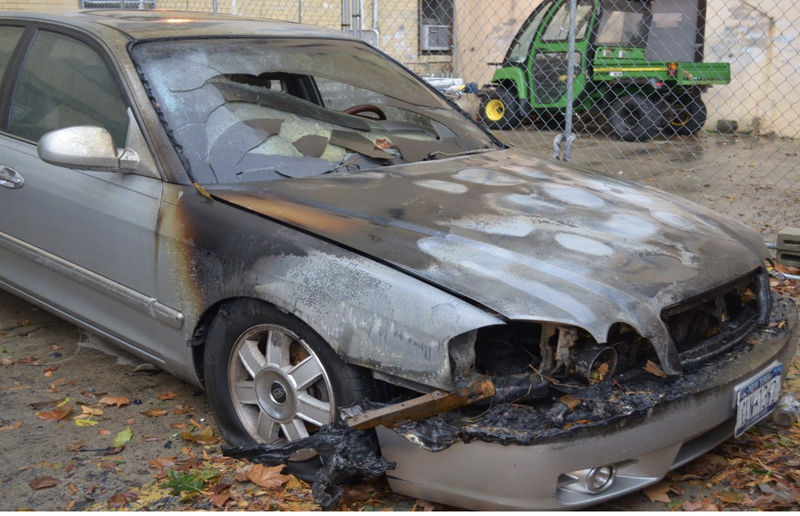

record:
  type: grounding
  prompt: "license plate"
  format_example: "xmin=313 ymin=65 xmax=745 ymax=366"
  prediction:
xmin=734 ymin=362 xmax=782 ymax=437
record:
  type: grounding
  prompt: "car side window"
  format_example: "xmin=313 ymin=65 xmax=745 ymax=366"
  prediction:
xmin=8 ymin=30 xmax=128 ymax=147
xmin=0 ymin=26 xmax=24 ymax=84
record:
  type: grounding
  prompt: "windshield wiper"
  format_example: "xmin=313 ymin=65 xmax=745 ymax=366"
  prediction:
xmin=425 ymin=148 xmax=493 ymax=161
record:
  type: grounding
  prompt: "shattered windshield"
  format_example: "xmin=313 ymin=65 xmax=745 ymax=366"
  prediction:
xmin=131 ymin=38 xmax=497 ymax=184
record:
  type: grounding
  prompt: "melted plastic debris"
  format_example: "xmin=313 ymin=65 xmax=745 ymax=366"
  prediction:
xmin=223 ymin=426 xmax=395 ymax=510
xmin=293 ymin=134 xmax=330 ymax=158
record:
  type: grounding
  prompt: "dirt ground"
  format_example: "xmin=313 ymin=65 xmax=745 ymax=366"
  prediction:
xmin=1 ymin=130 xmax=800 ymax=511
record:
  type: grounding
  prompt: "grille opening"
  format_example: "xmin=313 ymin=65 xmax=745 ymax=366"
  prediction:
xmin=662 ymin=270 xmax=762 ymax=366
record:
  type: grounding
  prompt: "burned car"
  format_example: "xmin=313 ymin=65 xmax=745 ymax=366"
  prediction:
xmin=0 ymin=10 xmax=796 ymax=510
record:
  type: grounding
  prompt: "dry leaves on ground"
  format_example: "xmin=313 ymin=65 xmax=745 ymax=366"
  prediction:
xmin=37 ymin=405 xmax=72 ymax=421
xmin=30 ymin=477 xmax=59 ymax=490
xmin=140 ymin=409 xmax=168 ymax=418
xmin=643 ymin=482 xmax=673 ymax=503
xmin=98 ymin=396 xmax=130 ymax=408
xmin=246 ymin=464 xmax=293 ymax=489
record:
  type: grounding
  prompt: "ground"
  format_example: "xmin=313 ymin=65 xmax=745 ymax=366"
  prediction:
xmin=1 ymin=130 xmax=799 ymax=511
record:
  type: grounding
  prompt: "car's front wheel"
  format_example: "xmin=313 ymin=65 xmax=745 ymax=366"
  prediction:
xmin=204 ymin=299 xmax=374 ymax=478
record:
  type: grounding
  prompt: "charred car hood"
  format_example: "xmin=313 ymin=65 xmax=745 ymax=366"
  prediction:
xmin=207 ymin=149 xmax=770 ymax=373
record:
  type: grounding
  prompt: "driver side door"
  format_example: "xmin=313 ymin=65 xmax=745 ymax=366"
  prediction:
xmin=0 ymin=25 xmax=169 ymax=362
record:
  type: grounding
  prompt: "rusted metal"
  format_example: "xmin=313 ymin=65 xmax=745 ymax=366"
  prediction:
xmin=346 ymin=376 xmax=496 ymax=430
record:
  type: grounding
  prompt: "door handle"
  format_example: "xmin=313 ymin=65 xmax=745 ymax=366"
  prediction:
xmin=0 ymin=166 xmax=24 ymax=189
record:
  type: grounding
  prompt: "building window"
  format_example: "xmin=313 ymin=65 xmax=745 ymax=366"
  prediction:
xmin=419 ymin=0 xmax=453 ymax=54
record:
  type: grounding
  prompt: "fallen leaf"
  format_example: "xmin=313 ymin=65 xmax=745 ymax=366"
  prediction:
xmin=125 ymin=416 xmax=136 ymax=425
xmin=375 ymin=138 xmax=393 ymax=149
xmin=66 ymin=440 xmax=84 ymax=452
xmin=30 ymin=477 xmax=59 ymax=490
xmin=170 ymin=423 xmax=188 ymax=430
xmin=16 ymin=357 xmax=37 ymax=365
xmin=79 ymin=389 xmax=107 ymax=400
xmin=643 ymin=482 xmax=672 ymax=503
xmin=43 ymin=366 xmax=58 ymax=377
xmin=98 ymin=461 xmax=116 ymax=470
xmin=180 ymin=426 xmax=221 ymax=445
xmin=156 ymin=392 xmax=180 ymax=401
xmin=174 ymin=405 xmax=194 ymax=415
xmin=246 ymin=464 xmax=293 ymax=489
xmin=108 ymin=491 xmax=138 ymax=507
xmin=112 ymin=428 xmax=133 ymax=448
xmin=98 ymin=396 xmax=130 ymax=408
xmin=559 ymin=394 xmax=581 ymax=412
xmin=140 ymin=409 xmax=168 ymax=418
xmin=719 ymin=489 xmax=745 ymax=504
xmin=37 ymin=405 xmax=73 ymax=421
xmin=682 ymin=500 xmax=704 ymax=511
xmin=148 ymin=457 xmax=177 ymax=471
xmin=75 ymin=418 xmax=99 ymax=427
xmin=644 ymin=360 xmax=668 ymax=378
xmin=210 ymin=492 xmax=232 ymax=508
xmin=66 ymin=500 xmax=75 ymax=511
xmin=50 ymin=344 xmax=61 ymax=351
xmin=0 ymin=420 xmax=23 ymax=431
xmin=0 ymin=357 xmax=13 ymax=366
xmin=79 ymin=405 xmax=103 ymax=417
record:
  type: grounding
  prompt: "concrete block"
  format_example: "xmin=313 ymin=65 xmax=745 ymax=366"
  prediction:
xmin=777 ymin=227 xmax=800 ymax=268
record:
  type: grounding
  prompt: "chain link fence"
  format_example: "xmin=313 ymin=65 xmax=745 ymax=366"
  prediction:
xmin=76 ymin=0 xmax=800 ymax=238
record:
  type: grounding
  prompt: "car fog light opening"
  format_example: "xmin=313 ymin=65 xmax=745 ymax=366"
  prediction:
xmin=585 ymin=465 xmax=616 ymax=494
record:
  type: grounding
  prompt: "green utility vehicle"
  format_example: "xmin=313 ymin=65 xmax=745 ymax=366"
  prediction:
xmin=479 ymin=0 xmax=731 ymax=141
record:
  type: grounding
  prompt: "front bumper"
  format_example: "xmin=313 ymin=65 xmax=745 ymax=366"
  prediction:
xmin=377 ymin=298 xmax=798 ymax=510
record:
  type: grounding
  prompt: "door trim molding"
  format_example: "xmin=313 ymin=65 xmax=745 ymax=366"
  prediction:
xmin=0 ymin=230 xmax=184 ymax=329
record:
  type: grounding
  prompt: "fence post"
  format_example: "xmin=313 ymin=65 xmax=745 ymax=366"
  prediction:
xmin=554 ymin=0 xmax=578 ymax=161
xmin=212 ymin=0 xmax=218 ymax=13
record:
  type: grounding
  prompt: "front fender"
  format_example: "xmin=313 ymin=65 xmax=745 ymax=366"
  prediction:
xmin=491 ymin=66 xmax=528 ymax=99
xmin=156 ymin=184 xmax=502 ymax=390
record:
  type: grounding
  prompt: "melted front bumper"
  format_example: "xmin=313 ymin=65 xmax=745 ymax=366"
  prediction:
xmin=377 ymin=298 xmax=798 ymax=510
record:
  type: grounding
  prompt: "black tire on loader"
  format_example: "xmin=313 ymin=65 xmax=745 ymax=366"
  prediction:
xmin=606 ymin=94 xmax=661 ymax=142
xmin=663 ymin=93 xmax=707 ymax=136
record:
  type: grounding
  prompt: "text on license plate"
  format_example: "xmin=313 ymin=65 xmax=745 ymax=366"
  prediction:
xmin=735 ymin=362 xmax=782 ymax=437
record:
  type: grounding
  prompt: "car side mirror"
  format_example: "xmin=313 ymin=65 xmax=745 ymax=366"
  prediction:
xmin=38 ymin=125 xmax=139 ymax=173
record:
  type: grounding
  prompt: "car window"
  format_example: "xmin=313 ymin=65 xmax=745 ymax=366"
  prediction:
xmin=542 ymin=0 xmax=594 ymax=42
xmin=0 ymin=26 xmax=24 ymax=85
xmin=131 ymin=38 xmax=497 ymax=185
xmin=8 ymin=30 xmax=128 ymax=147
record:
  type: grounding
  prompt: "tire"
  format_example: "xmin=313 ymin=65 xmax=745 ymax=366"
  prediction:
xmin=204 ymin=299 xmax=374 ymax=480
xmin=606 ymin=95 xmax=661 ymax=142
xmin=663 ymin=94 xmax=707 ymax=136
xmin=480 ymin=87 xmax=522 ymax=130
xmin=533 ymin=112 xmax=566 ymax=131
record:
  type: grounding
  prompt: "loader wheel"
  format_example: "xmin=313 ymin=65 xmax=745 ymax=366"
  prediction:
xmin=607 ymin=95 xmax=661 ymax=142
xmin=480 ymin=88 xmax=521 ymax=130
xmin=664 ymin=94 xmax=707 ymax=136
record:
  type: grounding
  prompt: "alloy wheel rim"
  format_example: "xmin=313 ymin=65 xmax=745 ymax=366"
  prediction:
xmin=228 ymin=324 xmax=334 ymax=460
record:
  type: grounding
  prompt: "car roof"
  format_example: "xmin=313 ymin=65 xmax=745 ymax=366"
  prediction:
xmin=0 ymin=9 xmax=355 ymax=41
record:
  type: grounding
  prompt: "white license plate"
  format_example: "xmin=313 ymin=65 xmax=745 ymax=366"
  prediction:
xmin=734 ymin=362 xmax=782 ymax=437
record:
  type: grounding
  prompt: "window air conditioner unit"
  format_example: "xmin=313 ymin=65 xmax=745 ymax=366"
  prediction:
xmin=421 ymin=24 xmax=451 ymax=51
